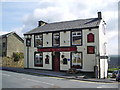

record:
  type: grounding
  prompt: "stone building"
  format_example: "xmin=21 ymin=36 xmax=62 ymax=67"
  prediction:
xmin=0 ymin=32 xmax=24 ymax=57
xmin=24 ymin=12 xmax=108 ymax=78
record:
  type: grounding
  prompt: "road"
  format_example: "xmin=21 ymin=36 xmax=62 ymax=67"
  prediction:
xmin=1 ymin=70 xmax=119 ymax=88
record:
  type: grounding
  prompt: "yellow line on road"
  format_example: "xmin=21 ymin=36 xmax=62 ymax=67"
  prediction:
xmin=69 ymin=79 xmax=118 ymax=84
xmin=69 ymin=79 xmax=97 ymax=83
xmin=48 ymin=76 xmax=118 ymax=84
xmin=48 ymin=76 xmax=64 ymax=80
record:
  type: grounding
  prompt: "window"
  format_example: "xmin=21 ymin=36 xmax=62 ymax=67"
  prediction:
xmin=87 ymin=46 xmax=95 ymax=54
xmin=87 ymin=33 xmax=94 ymax=42
xmin=53 ymin=33 xmax=60 ymax=46
xmin=34 ymin=52 xmax=43 ymax=67
xmin=35 ymin=34 xmax=43 ymax=47
xmin=2 ymin=43 xmax=5 ymax=47
xmin=45 ymin=55 xmax=49 ymax=64
xmin=63 ymin=58 xmax=67 ymax=64
xmin=72 ymin=31 xmax=82 ymax=45
xmin=72 ymin=52 xmax=82 ymax=69
xmin=26 ymin=38 xmax=31 ymax=47
xmin=2 ymin=52 xmax=6 ymax=57
xmin=61 ymin=55 xmax=67 ymax=64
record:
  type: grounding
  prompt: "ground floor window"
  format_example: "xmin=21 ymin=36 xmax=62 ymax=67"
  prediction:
xmin=34 ymin=52 xmax=43 ymax=67
xmin=45 ymin=55 xmax=49 ymax=64
xmin=61 ymin=54 xmax=67 ymax=65
xmin=72 ymin=52 xmax=82 ymax=69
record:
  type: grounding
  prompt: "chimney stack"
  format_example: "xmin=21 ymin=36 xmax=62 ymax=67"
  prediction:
xmin=38 ymin=21 xmax=47 ymax=27
xmin=98 ymin=12 xmax=102 ymax=19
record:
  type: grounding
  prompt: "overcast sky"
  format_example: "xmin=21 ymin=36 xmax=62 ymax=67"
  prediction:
xmin=0 ymin=0 xmax=119 ymax=55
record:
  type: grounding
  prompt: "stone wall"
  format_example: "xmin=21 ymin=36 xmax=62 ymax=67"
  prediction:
xmin=7 ymin=34 xmax=24 ymax=57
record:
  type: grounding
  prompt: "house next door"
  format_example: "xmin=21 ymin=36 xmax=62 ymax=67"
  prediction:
xmin=52 ymin=52 xmax=60 ymax=71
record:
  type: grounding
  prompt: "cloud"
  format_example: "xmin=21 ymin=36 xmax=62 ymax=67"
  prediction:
xmin=0 ymin=25 xmax=26 ymax=37
xmin=0 ymin=31 xmax=10 ymax=36
xmin=106 ymin=30 xmax=118 ymax=55
xmin=1 ymin=0 xmax=40 ymax=2
xmin=107 ymin=37 xmax=118 ymax=55
xmin=1 ymin=0 xmax=118 ymax=55
xmin=12 ymin=25 xmax=26 ymax=37
xmin=107 ymin=31 xmax=118 ymax=40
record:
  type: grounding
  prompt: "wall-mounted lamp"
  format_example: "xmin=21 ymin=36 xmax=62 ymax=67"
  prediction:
xmin=25 ymin=35 xmax=32 ymax=47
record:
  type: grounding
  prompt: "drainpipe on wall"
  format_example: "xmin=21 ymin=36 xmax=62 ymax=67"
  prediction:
xmin=27 ymin=47 xmax=29 ymax=68
xmin=94 ymin=46 xmax=99 ymax=78
xmin=97 ymin=11 xmax=102 ymax=79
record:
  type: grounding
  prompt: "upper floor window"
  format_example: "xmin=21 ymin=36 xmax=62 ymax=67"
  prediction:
xmin=35 ymin=34 xmax=43 ymax=47
xmin=53 ymin=33 xmax=60 ymax=46
xmin=87 ymin=33 xmax=94 ymax=43
xmin=72 ymin=31 xmax=82 ymax=45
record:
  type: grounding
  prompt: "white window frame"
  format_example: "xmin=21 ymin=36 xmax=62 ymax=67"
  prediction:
xmin=72 ymin=53 xmax=82 ymax=65
xmin=35 ymin=34 xmax=43 ymax=47
xmin=34 ymin=52 xmax=43 ymax=67
xmin=72 ymin=31 xmax=82 ymax=45
xmin=53 ymin=32 xmax=60 ymax=46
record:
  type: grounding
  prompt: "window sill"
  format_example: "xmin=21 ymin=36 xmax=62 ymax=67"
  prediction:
xmin=34 ymin=64 xmax=43 ymax=67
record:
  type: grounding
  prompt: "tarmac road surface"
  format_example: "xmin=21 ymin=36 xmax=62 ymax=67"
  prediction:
xmin=1 ymin=70 xmax=119 ymax=88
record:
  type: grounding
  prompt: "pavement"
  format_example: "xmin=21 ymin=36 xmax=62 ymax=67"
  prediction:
xmin=1 ymin=67 xmax=117 ymax=83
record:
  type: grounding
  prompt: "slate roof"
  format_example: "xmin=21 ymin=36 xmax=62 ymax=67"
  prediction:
xmin=25 ymin=18 xmax=101 ymax=35
xmin=0 ymin=32 xmax=24 ymax=43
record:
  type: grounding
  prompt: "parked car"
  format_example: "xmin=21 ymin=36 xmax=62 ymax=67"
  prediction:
xmin=112 ymin=70 xmax=118 ymax=78
xmin=116 ymin=70 xmax=120 ymax=81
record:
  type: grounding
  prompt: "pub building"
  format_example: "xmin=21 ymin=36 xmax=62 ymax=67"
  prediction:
xmin=24 ymin=12 xmax=108 ymax=78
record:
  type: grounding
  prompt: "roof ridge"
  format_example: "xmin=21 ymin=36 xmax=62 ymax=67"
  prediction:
xmin=47 ymin=17 xmax=98 ymax=25
xmin=24 ymin=17 xmax=100 ymax=35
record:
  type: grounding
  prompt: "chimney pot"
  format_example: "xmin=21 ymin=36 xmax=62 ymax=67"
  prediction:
xmin=38 ymin=21 xmax=47 ymax=27
xmin=98 ymin=12 xmax=102 ymax=19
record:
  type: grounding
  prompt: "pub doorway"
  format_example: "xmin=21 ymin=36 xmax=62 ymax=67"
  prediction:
xmin=52 ymin=52 xmax=60 ymax=71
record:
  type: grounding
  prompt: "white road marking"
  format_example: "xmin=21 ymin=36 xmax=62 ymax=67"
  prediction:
xmin=97 ymin=87 xmax=102 ymax=88
xmin=2 ymin=73 xmax=10 ymax=77
xmin=2 ymin=71 xmax=54 ymax=86
xmin=22 ymin=78 xmax=54 ymax=86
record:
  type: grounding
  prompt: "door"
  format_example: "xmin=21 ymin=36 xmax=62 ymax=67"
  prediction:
xmin=52 ymin=52 xmax=60 ymax=71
